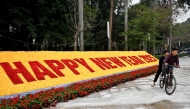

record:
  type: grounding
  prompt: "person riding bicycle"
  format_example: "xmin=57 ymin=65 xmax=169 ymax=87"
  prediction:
xmin=151 ymin=50 xmax=169 ymax=87
xmin=163 ymin=48 xmax=180 ymax=85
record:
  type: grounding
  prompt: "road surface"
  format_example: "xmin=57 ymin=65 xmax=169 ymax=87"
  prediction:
xmin=55 ymin=56 xmax=190 ymax=109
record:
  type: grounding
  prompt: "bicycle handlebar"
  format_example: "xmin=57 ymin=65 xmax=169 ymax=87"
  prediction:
xmin=168 ymin=65 xmax=180 ymax=68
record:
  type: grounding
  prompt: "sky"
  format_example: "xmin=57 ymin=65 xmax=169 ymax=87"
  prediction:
xmin=131 ymin=0 xmax=190 ymax=23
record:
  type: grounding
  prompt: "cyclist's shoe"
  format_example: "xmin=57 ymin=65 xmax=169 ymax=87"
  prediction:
xmin=151 ymin=82 xmax=155 ymax=87
xmin=160 ymin=76 xmax=163 ymax=80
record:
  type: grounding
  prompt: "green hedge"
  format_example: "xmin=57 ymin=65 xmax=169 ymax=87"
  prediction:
xmin=154 ymin=54 xmax=187 ymax=59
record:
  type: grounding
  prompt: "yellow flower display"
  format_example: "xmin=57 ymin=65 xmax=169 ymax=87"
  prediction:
xmin=0 ymin=51 xmax=158 ymax=96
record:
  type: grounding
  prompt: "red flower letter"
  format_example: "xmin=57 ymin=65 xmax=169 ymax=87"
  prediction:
xmin=107 ymin=57 xmax=126 ymax=67
xmin=73 ymin=58 xmax=95 ymax=73
xmin=44 ymin=60 xmax=65 ymax=77
xmin=100 ymin=58 xmax=118 ymax=69
xmin=119 ymin=56 xmax=133 ymax=66
xmin=29 ymin=61 xmax=58 ymax=80
xmin=0 ymin=62 xmax=36 ymax=84
xmin=61 ymin=59 xmax=80 ymax=75
xmin=89 ymin=58 xmax=111 ymax=70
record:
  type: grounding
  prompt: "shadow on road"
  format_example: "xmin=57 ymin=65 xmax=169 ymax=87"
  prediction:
xmin=142 ymin=100 xmax=190 ymax=109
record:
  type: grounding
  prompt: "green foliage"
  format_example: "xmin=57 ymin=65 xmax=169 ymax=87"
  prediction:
xmin=0 ymin=0 xmax=189 ymax=51
xmin=125 ymin=4 xmax=159 ymax=50
xmin=172 ymin=18 xmax=190 ymax=48
xmin=0 ymin=0 xmax=72 ymax=50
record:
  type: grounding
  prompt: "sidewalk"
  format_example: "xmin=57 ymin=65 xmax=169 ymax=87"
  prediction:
xmin=54 ymin=57 xmax=190 ymax=109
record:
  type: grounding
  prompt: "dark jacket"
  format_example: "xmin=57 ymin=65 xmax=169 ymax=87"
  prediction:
xmin=165 ymin=54 xmax=179 ymax=65
xmin=158 ymin=56 xmax=165 ymax=68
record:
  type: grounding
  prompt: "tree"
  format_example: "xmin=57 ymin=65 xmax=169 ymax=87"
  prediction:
xmin=109 ymin=0 xmax=114 ymax=51
xmin=0 ymin=0 xmax=70 ymax=51
xmin=127 ymin=4 xmax=159 ymax=51
xmin=169 ymin=0 xmax=173 ymax=53
xmin=139 ymin=0 xmax=190 ymax=53
xmin=78 ymin=0 xmax=84 ymax=51
xmin=152 ymin=0 xmax=157 ymax=55
xmin=124 ymin=0 xmax=129 ymax=50
xmin=65 ymin=0 xmax=100 ymax=51
xmin=172 ymin=19 xmax=190 ymax=50
xmin=1 ymin=0 xmax=188 ymax=51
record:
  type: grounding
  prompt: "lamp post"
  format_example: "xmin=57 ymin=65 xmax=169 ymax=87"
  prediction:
xmin=9 ymin=24 xmax=13 ymax=32
xmin=107 ymin=21 xmax=111 ymax=51
xmin=33 ymin=39 xmax=35 ymax=45
xmin=179 ymin=40 xmax=180 ymax=52
xmin=167 ymin=37 xmax=169 ymax=51
xmin=33 ymin=38 xmax=36 ymax=51
xmin=148 ymin=36 xmax=150 ymax=53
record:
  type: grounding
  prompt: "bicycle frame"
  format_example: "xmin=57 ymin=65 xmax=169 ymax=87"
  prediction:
xmin=160 ymin=65 xmax=177 ymax=95
xmin=163 ymin=65 xmax=174 ymax=82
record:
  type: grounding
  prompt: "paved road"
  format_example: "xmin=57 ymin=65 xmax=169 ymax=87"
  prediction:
xmin=55 ymin=56 xmax=190 ymax=109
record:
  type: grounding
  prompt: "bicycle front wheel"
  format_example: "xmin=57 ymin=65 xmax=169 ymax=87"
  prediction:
xmin=159 ymin=79 xmax=164 ymax=89
xmin=165 ymin=76 xmax=177 ymax=95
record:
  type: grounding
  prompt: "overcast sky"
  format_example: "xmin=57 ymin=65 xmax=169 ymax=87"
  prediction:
xmin=131 ymin=0 xmax=190 ymax=23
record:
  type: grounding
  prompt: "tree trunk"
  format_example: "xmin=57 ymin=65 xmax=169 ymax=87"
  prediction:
xmin=124 ymin=0 xmax=128 ymax=51
xmin=74 ymin=32 xmax=79 ymax=51
xmin=109 ymin=0 xmax=114 ymax=51
xmin=152 ymin=0 xmax=157 ymax=55
xmin=78 ymin=0 xmax=84 ymax=51
xmin=169 ymin=0 xmax=172 ymax=53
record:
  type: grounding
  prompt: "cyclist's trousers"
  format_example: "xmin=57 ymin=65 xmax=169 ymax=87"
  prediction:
xmin=153 ymin=66 xmax=162 ymax=82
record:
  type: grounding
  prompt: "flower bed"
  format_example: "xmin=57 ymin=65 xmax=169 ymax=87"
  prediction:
xmin=0 ymin=51 xmax=158 ymax=96
xmin=0 ymin=65 xmax=157 ymax=109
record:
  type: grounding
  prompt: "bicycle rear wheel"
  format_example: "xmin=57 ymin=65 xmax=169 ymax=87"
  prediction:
xmin=159 ymin=75 xmax=165 ymax=89
xmin=165 ymin=76 xmax=177 ymax=95
xmin=159 ymin=79 xmax=164 ymax=89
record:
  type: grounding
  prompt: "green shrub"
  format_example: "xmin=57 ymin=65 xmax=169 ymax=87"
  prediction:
xmin=154 ymin=54 xmax=187 ymax=59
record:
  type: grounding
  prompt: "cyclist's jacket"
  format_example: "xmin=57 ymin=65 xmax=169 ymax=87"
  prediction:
xmin=165 ymin=54 xmax=179 ymax=65
xmin=158 ymin=56 xmax=165 ymax=68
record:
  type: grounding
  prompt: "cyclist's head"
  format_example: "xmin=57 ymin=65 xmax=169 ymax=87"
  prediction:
xmin=163 ymin=50 xmax=169 ymax=56
xmin=172 ymin=48 xmax=178 ymax=56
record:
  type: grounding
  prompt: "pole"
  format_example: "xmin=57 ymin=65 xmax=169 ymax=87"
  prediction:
xmin=78 ymin=37 xmax=80 ymax=47
xmin=179 ymin=40 xmax=180 ymax=52
xmin=107 ymin=21 xmax=110 ymax=50
xmin=78 ymin=0 xmax=84 ymax=51
xmin=167 ymin=37 xmax=169 ymax=51
xmin=149 ymin=41 xmax=150 ymax=53
xmin=152 ymin=0 xmax=156 ymax=55
xmin=109 ymin=0 xmax=113 ymax=51
xmin=148 ymin=36 xmax=150 ymax=53
xmin=124 ymin=0 xmax=128 ymax=50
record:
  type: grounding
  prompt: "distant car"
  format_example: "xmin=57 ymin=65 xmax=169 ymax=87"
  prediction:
xmin=180 ymin=51 xmax=187 ymax=54
xmin=180 ymin=48 xmax=190 ymax=54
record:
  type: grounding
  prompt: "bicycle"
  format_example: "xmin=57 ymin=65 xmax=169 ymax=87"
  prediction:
xmin=159 ymin=65 xmax=179 ymax=95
